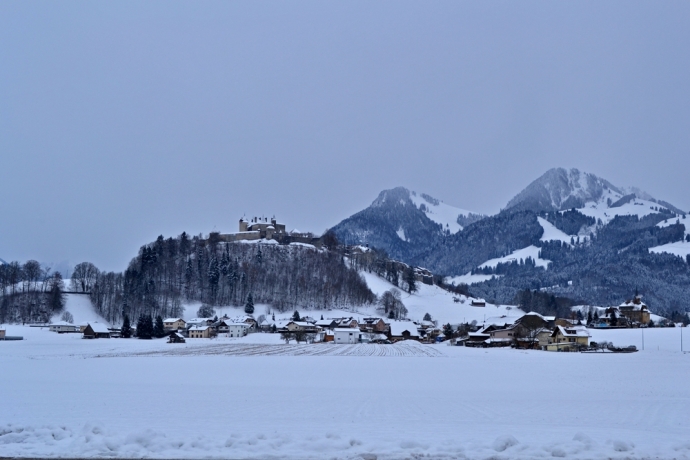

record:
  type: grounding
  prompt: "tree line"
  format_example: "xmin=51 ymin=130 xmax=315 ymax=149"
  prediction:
xmin=89 ymin=232 xmax=376 ymax=324
xmin=0 ymin=260 xmax=65 ymax=324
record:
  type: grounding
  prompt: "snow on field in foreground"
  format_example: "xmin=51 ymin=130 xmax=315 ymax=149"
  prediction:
xmin=2 ymin=326 xmax=690 ymax=459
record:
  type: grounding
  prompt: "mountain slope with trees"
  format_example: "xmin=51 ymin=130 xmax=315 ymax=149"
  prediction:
xmin=89 ymin=233 xmax=376 ymax=324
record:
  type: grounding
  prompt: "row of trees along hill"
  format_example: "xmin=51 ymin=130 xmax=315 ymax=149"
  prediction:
xmin=0 ymin=260 xmax=66 ymax=324
xmin=90 ymin=232 xmax=376 ymax=324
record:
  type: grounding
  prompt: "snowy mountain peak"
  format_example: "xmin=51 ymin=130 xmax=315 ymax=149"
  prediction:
xmin=505 ymin=168 xmax=620 ymax=213
xmin=370 ymin=187 xmax=482 ymax=233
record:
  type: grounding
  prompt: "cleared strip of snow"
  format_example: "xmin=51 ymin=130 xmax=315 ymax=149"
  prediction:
xmin=537 ymin=217 xmax=573 ymax=245
xmin=396 ymin=227 xmax=406 ymax=241
xmin=649 ymin=241 xmax=690 ymax=259
xmin=577 ymin=196 xmax=660 ymax=226
xmin=479 ymin=245 xmax=551 ymax=270
xmin=52 ymin=294 xmax=109 ymax=326
xmin=409 ymin=192 xmax=474 ymax=234
xmin=446 ymin=273 xmax=501 ymax=285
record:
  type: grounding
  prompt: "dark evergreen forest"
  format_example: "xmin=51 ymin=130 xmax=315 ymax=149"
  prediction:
xmin=89 ymin=233 xmax=376 ymax=324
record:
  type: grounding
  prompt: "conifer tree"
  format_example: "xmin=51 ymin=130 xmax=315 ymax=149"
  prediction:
xmin=292 ymin=310 xmax=301 ymax=321
xmin=405 ymin=267 xmax=417 ymax=293
xmin=121 ymin=314 xmax=132 ymax=338
xmin=244 ymin=293 xmax=255 ymax=315
xmin=443 ymin=323 xmax=454 ymax=340
xmin=154 ymin=315 xmax=165 ymax=338
xmin=137 ymin=314 xmax=153 ymax=339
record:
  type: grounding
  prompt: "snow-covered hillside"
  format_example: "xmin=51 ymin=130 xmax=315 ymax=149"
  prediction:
xmin=53 ymin=294 xmax=109 ymax=326
xmin=538 ymin=216 xmax=573 ymax=245
xmin=409 ymin=191 xmax=477 ymax=234
xmin=359 ymin=271 xmax=522 ymax=325
xmin=478 ymin=246 xmax=550 ymax=270
xmin=575 ymin=189 xmax=663 ymax=227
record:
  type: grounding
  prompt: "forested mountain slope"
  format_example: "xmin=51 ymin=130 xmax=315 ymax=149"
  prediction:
xmin=89 ymin=234 xmax=375 ymax=324
xmin=331 ymin=169 xmax=690 ymax=314
xmin=330 ymin=187 xmax=483 ymax=261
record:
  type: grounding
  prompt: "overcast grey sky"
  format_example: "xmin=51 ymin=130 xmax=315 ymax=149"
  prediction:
xmin=1 ymin=1 xmax=689 ymax=271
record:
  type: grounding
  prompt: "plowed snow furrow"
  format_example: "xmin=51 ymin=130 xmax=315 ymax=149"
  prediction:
xmin=92 ymin=342 xmax=445 ymax=358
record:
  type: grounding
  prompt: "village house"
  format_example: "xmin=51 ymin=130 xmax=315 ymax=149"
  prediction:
xmin=389 ymin=321 xmax=420 ymax=342
xmin=537 ymin=329 xmax=554 ymax=349
xmin=186 ymin=318 xmax=214 ymax=329
xmin=49 ymin=321 xmax=80 ymax=333
xmin=235 ymin=315 xmax=258 ymax=331
xmin=284 ymin=321 xmax=319 ymax=333
xmin=315 ymin=318 xmax=338 ymax=329
xmin=163 ymin=318 xmax=186 ymax=331
xmin=82 ymin=322 xmax=111 ymax=339
xmin=335 ymin=317 xmax=358 ymax=328
xmin=545 ymin=326 xmax=590 ymax=351
xmin=463 ymin=329 xmax=491 ymax=347
xmin=618 ymin=296 xmax=651 ymax=325
xmin=188 ymin=325 xmax=213 ymax=338
xmin=334 ymin=327 xmax=361 ymax=344
xmin=471 ymin=299 xmax=486 ymax=307
xmin=227 ymin=322 xmax=250 ymax=338
xmin=359 ymin=317 xmax=388 ymax=333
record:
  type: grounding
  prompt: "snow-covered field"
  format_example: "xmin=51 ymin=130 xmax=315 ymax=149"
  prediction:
xmin=1 ymin=324 xmax=690 ymax=460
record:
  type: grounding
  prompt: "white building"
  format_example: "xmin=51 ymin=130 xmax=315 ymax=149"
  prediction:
xmin=227 ymin=323 xmax=250 ymax=338
xmin=334 ymin=327 xmax=360 ymax=344
xmin=49 ymin=321 xmax=79 ymax=333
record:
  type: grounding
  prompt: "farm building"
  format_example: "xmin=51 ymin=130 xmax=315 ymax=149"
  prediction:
xmin=389 ymin=321 xmax=420 ymax=342
xmin=49 ymin=321 xmax=79 ymax=333
xmin=82 ymin=323 xmax=111 ymax=339
xmin=334 ymin=328 xmax=361 ymax=344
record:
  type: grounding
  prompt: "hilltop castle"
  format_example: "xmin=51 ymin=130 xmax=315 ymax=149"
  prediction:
xmin=219 ymin=216 xmax=321 ymax=246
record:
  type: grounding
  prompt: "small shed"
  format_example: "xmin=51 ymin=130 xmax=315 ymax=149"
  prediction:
xmin=168 ymin=332 xmax=186 ymax=343
xmin=82 ymin=322 xmax=111 ymax=339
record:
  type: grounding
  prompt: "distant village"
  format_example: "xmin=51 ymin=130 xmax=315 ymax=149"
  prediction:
xmin=11 ymin=294 xmax=676 ymax=354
